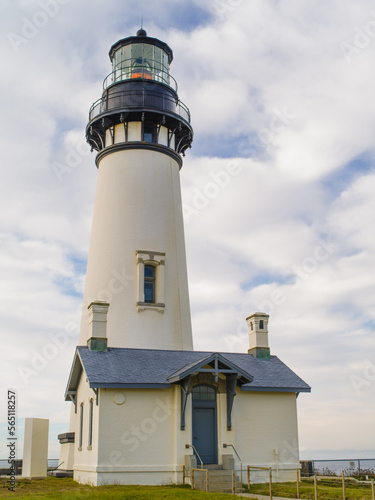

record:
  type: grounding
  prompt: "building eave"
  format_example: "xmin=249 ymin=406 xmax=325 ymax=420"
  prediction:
xmin=88 ymin=383 xmax=171 ymax=389
xmin=240 ymin=385 xmax=311 ymax=393
xmin=64 ymin=347 xmax=83 ymax=401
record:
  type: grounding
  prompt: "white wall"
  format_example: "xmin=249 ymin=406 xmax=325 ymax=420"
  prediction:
xmin=232 ymin=390 xmax=300 ymax=481
xmin=71 ymin=372 xmax=301 ymax=485
xmin=78 ymin=147 xmax=193 ymax=351
xmin=72 ymin=372 xmax=99 ymax=484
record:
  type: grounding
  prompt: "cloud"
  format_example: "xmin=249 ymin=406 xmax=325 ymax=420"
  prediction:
xmin=1 ymin=0 xmax=374 ymax=459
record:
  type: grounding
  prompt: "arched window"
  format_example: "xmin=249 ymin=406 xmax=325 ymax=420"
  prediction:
xmin=144 ymin=265 xmax=155 ymax=303
xmin=136 ymin=250 xmax=165 ymax=311
xmin=192 ymin=385 xmax=216 ymax=401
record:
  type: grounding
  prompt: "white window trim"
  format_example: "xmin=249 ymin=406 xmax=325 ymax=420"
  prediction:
xmin=136 ymin=250 xmax=165 ymax=312
xmin=78 ymin=402 xmax=83 ymax=451
xmin=87 ymin=398 xmax=93 ymax=450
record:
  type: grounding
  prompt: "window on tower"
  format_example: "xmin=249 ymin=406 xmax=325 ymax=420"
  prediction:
xmin=259 ymin=320 xmax=264 ymax=329
xmin=143 ymin=124 xmax=155 ymax=143
xmin=136 ymin=251 xmax=165 ymax=312
xmin=144 ymin=265 xmax=156 ymax=303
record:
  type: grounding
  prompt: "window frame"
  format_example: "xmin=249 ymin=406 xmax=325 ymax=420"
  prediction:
xmin=192 ymin=384 xmax=217 ymax=401
xmin=78 ymin=403 xmax=83 ymax=451
xmin=136 ymin=250 xmax=165 ymax=312
xmin=87 ymin=399 xmax=93 ymax=450
xmin=142 ymin=123 xmax=156 ymax=143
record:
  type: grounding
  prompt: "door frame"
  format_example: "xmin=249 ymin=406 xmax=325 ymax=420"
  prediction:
xmin=192 ymin=386 xmax=218 ymax=465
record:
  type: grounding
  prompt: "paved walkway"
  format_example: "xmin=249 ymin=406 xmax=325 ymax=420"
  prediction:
xmin=238 ymin=493 xmax=296 ymax=499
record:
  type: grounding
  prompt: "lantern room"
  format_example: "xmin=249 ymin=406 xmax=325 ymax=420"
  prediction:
xmin=86 ymin=29 xmax=193 ymax=158
xmin=108 ymin=29 xmax=174 ymax=89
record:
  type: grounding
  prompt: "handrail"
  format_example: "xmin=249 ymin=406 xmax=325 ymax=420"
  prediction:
xmin=87 ymin=87 xmax=191 ymax=124
xmin=185 ymin=443 xmax=203 ymax=469
xmin=51 ymin=461 xmax=64 ymax=471
xmin=102 ymin=66 xmax=178 ymax=93
xmin=247 ymin=465 xmax=273 ymax=499
xmin=191 ymin=467 xmax=208 ymax=491
xmin=223 ymin=443 xmax=243 ymax=486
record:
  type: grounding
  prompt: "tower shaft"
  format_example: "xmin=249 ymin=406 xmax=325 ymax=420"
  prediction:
xmin=79 ymin=147 xmax=193 ymax=350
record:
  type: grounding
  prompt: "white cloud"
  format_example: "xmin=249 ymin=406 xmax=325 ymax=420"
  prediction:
xmin=1 ymin=0 xmax=374 ymax=460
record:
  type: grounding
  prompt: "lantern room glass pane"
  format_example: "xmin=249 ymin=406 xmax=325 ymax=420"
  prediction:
xmin=111 ymin=42 xmax=170 ymax=85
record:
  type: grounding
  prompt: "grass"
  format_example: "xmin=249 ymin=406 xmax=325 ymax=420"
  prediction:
xmin=247 ymin=477 xmax=375 ymax=499
xmin=1 ymin=476 xmax=374 ymax=499
xmin=0 ymin=477 xmax=242 ymax=499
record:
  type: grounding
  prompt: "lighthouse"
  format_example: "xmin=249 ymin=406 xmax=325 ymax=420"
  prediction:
xmin=60 ymin=29 xmax=310 ymax=489
xmin=79 ymin=28 xmax=193 ymax=351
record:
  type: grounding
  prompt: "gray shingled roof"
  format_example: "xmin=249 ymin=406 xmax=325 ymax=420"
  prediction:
xmin=65 ymin=347 xmax=310 ymax=399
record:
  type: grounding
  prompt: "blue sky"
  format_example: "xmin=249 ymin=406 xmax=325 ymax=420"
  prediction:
xmin=0 ymin=0 xmax=375 ymax=461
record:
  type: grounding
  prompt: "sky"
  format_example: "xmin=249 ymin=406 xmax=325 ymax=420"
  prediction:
xmin=0 ymin=0 xmax=374 ymax=462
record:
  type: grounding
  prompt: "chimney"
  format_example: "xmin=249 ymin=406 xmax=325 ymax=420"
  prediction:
xmin=87 ymin=302 xmax=109 ymax=351
xmin=246 ymin=312 xmax=270 ymax=359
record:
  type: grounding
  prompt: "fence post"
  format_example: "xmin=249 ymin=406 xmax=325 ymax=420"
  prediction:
xmin=296 ymin=469 xmax=300 ymax=499
xmin=269 ymin=467 xmax=273 ymax=500
xmin=247 ymin=465 xmax=250 ymax=491
xmin=232 ymin=470 xmax=235 ymax=495
xmin=314 ymin=474 xmax=318 ymax=500
xmin=206 ymin=469 xmax=208 ymax=492
xmin=371 ymin=478 xmax=374 ymax=500
xmin=191 ymin=468 xmax=194 ymax=490
xmin=342 ymin=470 xmax=346 ymax=500
xmin=182 ymin=465 xmax=185 ymax=485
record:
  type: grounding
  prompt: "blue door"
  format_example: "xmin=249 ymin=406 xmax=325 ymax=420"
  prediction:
xmin=192 ymin=385 xmax=217 ymax=464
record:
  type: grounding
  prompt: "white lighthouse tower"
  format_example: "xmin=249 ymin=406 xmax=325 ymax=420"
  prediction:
xmin=80 ymin=28 xmax=193 ymax=351
xmin=60 ymin=29 xmax=310 ymax=489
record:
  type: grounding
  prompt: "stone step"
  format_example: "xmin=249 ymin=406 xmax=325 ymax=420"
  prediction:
xmin=207 ymin=470 xmax=237 ymax=476
xmin=193 ymin=469 xmax=243 ymax=493
xmin=204 ymin=464 xmax=223 ymax=470
xmin=210 ymin=476 xmax=241 ymax=483
xmin=195 ymin=470 xmax=241 ymax=478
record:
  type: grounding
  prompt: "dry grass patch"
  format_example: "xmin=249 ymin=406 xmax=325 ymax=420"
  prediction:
xmin=0 ymin=476 xmax=243 ymax=499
